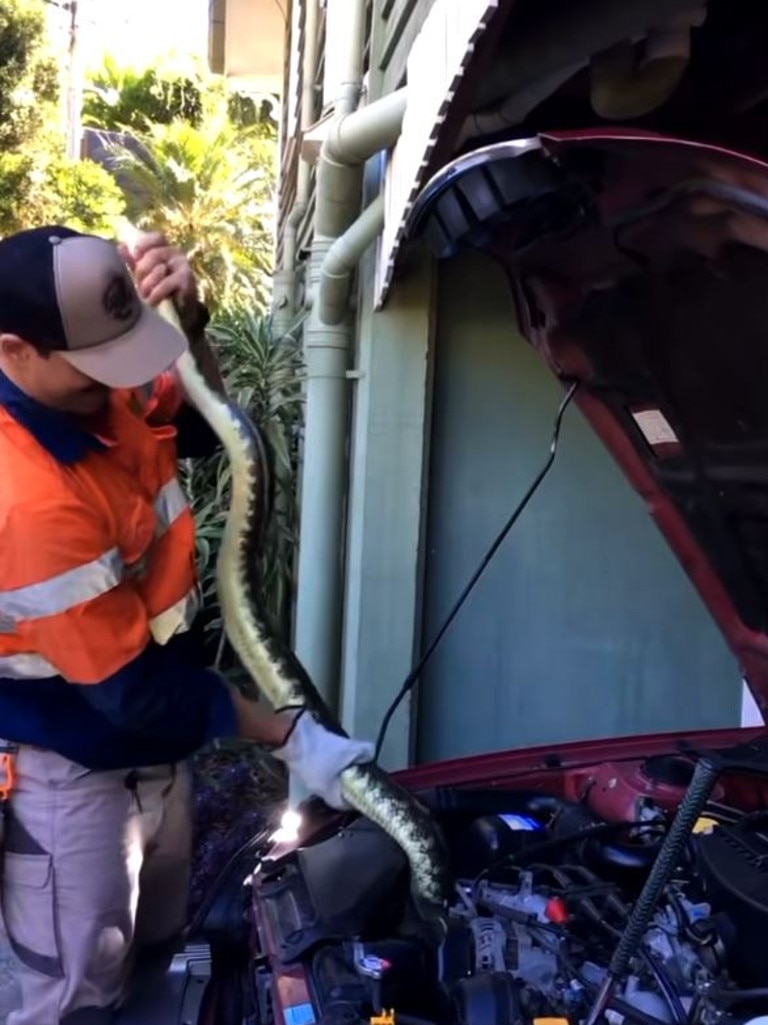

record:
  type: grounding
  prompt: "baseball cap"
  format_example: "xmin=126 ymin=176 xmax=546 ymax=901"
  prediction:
xmin=0 ymin=225 xmax=187 ymax=388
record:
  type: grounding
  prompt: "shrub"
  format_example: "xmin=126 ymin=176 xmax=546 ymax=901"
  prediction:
xmin=0 ymin=0 xmax=128 ymax=236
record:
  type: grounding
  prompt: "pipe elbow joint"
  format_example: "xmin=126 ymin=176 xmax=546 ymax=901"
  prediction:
xmin=590 ymin=5 xmax=706 ymax=120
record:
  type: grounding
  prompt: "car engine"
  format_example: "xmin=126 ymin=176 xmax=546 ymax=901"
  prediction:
xmin=195 ymin=757 xmax=768 ymax=1025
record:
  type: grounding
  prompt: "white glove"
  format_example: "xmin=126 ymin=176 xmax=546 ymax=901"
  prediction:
xmin=272 ymin=713 xmax=375 ymax=810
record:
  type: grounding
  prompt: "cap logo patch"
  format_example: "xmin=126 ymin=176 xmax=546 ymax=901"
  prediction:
xmin=103 ymin=272 xmax=136 ymax=322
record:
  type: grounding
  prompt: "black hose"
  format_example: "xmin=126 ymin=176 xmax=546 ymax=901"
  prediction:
xmin=516 ymin=820 xmax=666 ymax=864
xmin=708 ymin=988 xmax=768 ymax=1008
xmin=609 ymin=995 xmax=678 ymax=1025
xmin=565 ymin=865 xmax=687 ymax=1025
xmin=556 ymin=939 xmax=675 ymax=1025
xmin=638 ymin=948 xmax=687 ymax=1025
xmin=585 ymin=756 xmax=722 ymax=1025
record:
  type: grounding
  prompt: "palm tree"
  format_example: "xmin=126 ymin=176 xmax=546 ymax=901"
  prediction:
xmin=106 ymin=115 xmax=276 ymax=315
xmin=82 ymin=54 xmax=205 ymax=132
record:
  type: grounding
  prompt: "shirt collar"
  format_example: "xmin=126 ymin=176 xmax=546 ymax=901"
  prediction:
xmin=0 ymin=370 xmax=107 ymax=464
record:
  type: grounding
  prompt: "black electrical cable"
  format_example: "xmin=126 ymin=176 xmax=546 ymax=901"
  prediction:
xmin=555 ymin=934 xmax=673 ymax=1025
xmin=374 ymin=380 xmax=579 ymax=758
xmin=187 ymin=820 xmax=276 ymax=940
xmin=550 ymin=863 xmax=687 ymax=1025
xmin=585 ymin=756 xmax=722 ymax=1025
xmin=639 ymin=948 xmax=688 ymax=1025
xmin=710 ymin=988 xmax=768 ymax=1007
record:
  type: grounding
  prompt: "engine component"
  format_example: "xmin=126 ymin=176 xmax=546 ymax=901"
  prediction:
xmin=584 ymin=756 xmax=726 ymax=824
xmin=585 ymin=756 xmax=722 ymax=1025
xmin=581 ymin=961 xmax=683 ymax=1025
xmin=258 ymin=816 xmax=410 ymax=961
xmin=643 ymin=893 xmax=719 ymax=989
xmin=467 ymin=907 xmax=560 ymax=995
xmin=552 ymin=801 xmax=665 ymax=884
xmin=449 ymin=857 xmax=722 ymax=1025
xmin=452 ymin=972 xmax=524 ymax=1025
xmin=248 ymin=786 xmax=757 ymax=1025
xmin=306 ymin=937 xmax=441 ymax=1024
xmin=694 ymin=818 xmax=768 ymax=985
xmin=454 ymin=813 xmax=545 ymax=878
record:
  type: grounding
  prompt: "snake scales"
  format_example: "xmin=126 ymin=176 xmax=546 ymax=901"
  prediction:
xmin=123 ymin=226 xmax=450 ymax=935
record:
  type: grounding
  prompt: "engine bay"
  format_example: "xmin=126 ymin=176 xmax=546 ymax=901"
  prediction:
xmin=202 ymin=746 xmax=768 ymax=1025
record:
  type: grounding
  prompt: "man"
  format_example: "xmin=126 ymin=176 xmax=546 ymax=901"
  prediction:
xmin=0 ymin=224 xmax=373 ymax=1025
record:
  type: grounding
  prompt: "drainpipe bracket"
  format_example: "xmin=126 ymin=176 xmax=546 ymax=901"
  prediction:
xmin=301 ymin=111 xmax=334 ymax=164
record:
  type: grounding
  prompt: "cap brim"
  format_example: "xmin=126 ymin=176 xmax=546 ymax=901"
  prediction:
xmin=59 ymin=303 xmax=188 ymax=389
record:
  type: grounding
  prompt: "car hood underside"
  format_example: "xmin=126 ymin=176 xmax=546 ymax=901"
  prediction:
xmin=407 ymin=129 xmax=768 ymax=715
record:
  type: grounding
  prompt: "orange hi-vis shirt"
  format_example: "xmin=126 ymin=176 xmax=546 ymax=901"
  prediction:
xmin=0 ymin=368 xmax=237 ymax=769
xmin=0 ymin=371 xmax=198 ymax=681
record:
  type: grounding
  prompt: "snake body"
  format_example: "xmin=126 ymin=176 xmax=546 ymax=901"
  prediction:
xmin=140 ymin=274 xmax=450 ymax=935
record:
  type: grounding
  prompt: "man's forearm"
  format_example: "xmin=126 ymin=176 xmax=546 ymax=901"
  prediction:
xmin=226 ymin=683 xmax=295 ymax=746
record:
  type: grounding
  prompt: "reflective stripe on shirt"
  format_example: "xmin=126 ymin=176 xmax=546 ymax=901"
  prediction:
xmin=0 ymin=652 xmax=59 ymax=679
xmin=154 ymin=477 xmax=189 ymax=538
xmin=149 ymin=585 xmax=200 ymax=646
xmin=0 ymin=548 xmax=124 ymax=624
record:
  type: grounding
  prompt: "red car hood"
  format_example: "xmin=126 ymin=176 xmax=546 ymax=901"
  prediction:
xmin=407 ymin=129 xmax=768 ymax=720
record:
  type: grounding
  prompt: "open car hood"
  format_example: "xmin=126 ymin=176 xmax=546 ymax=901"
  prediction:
xmin=406 ymin=129 xmax=768 ymax=719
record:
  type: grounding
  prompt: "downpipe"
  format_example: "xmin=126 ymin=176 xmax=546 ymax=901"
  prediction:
xmin=316 ymin=193 xmax=385 ymax=326
xmin=294 ymin=92 xmax=406 ymax=710
xmin=290 ymin=5 xmax=407 ymax=804
xmin=291 ymin=197 xmax=385 ymax=748
xmin=315 ymin=88 xmax=406 ymax=240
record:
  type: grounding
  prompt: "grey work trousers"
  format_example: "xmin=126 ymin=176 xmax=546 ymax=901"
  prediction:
xmin=0 ymin=747 xmax=192 ymax=1025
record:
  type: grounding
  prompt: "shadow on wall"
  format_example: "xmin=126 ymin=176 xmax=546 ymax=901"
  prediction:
xmin=416 ymin=249 xmax=742 ymax=764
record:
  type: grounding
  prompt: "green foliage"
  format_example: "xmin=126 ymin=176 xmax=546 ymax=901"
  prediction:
xmin=180 ymin=312 xmax=304 ymax=673
xmin=82 ymin=55 xmax=204 ymax=132
xmin=0 ymin=0 xmax=127 ymax=237
xmin=227 ymin=91 xmax=279 ymax=133
xmin=0 ymin=148 xmax=126 ymax=236
xmin=81 ymin=56 xmax=278 ymax=313
xmin=83 ymin=54 xmax=278 ymax=137
xmin=0 ymin=0 xmax=57 ymax=149
xmin=44 ymin=156 xmax=127 ymax=234
xmin=105 ymin=115 xmax=276 ymax=316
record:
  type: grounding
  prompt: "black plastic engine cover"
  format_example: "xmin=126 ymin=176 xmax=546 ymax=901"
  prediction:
xmin=694 ymin=823 xmax=768 ymax=984
xmin=258 ymin=817 xmax=409 ymax=962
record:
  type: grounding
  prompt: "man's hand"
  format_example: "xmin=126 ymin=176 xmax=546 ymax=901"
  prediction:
xmin=119 ymin=228 xmax=226 ymax=393
xmin=227 ymin=685 xmax=375 ymax=810
xmin=271 ymin=712 xmax=376 ymax=811
xmin=118 ymin=231 xmax=198 ymax=323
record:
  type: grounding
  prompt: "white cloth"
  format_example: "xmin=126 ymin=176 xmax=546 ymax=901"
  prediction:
xmin=272 ymin=714 xmax=375 ymax=810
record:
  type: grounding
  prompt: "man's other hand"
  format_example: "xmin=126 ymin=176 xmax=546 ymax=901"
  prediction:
xmin=272 ymin=712 xmax=375 ymax=811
